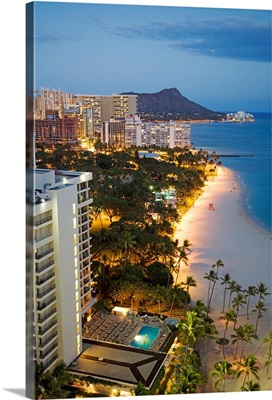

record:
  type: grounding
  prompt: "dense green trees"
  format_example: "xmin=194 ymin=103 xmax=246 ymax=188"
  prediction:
xmin=35 ymin=361 xmax=73 ymax=399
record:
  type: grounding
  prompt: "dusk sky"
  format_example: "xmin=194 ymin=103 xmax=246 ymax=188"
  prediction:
xmin=33 ymin=1 xmax=271 ymax=112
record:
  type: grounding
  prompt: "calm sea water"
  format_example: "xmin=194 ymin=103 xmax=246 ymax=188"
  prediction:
xmin=191 ymin=113 xmax=271 ymax=234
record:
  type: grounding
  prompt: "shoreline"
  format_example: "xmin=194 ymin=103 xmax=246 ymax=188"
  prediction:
xmin=174 ymin=166 xmax=271 ymax=393
xmin=235 ymin=171 xmax=271 ymax=237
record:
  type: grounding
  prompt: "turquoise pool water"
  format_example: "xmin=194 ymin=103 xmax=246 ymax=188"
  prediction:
xmin=130 ymin=326 xmax=160 ymax=349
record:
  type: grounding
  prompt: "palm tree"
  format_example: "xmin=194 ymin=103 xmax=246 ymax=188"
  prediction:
xmin=255 ymin=281 xmax=270 ymax=303
xmin=241 ymin=380 xmax=261 ymax=391
xmin=191 ymin=299 xmax=207 ymax=319
xmin=171 ymin=364 xmax=205 ymax=394
xmin=204 ymin=269 xmax=217 ymax=316
xmin=212 ymin=258 xmax=224 ymax=276
xmin=263 ymin=330 xmax=272 ymax=354
xmin=173 ymin=239 xmax=192 ymax=285
xmin=148 ymin=285 xmax=167 ymax=317
xmin=237 ymin=354 xmax=260 ymax=387
xmin=240 ymin=323 xmax=258 ymax=362
xmin=231 ymin=325 xmax=246 ymax=360
xmin=209 ymin=359 xmax=234 ymax=392
xmin=231 ymin=292 xmax=246 ymax=326
xmin=35 ymin=360 xmax=72 ymax=399
xmin=263 ymin=331 xmax=272 ymax=379
xmin=169 ymin=284 xmax=189 ymax=317
xmin=264 ymin=353 xmax=272 ymax=380
xmin=177 ymin=310 xmax=204 ymax=353
xmin=252 ymin=300 xmax=268 ymax=334
xmin=132 ymin=381 xmax=148 ymax=396
xmin=220 ymin=273 xmax=231 ymax=312
xmin=227 ymin=280 xmax=238 ymax=310
xmin=244 ymin=285 xmax=257 ymax=320
xmin=181 ymin=275 xmax=197 ymax=307
xmin=117 ymin=231 xmax=136 ymax=264
xmin=208 ymin=259 xmax=224 ymax=311
xmin=200 ymin=319 xmax=218 ymax=358
xmin=219 ymin=309 xmax=237 ymax=358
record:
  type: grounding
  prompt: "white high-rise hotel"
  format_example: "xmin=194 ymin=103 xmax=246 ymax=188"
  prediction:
xmin=103 ymin=115 xmax=191 ymax=149
xmin=33 ymin=169 xmax=94 ymax=371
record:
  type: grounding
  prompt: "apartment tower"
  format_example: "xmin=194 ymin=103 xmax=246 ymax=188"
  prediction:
xmin=33 ymin=169 xmax=94 ymax=371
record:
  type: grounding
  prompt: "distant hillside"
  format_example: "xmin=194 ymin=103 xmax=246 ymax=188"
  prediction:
xmin=121 ymin=88 xmax=225 ymax=120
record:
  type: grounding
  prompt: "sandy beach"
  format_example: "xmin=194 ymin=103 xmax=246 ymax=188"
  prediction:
xmin=174 ymin=166 xmax=271 ymax=393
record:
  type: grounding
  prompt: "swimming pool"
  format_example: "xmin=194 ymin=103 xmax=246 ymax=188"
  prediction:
xmin=130 ymin=326 xmax=160 ymax=350
xmin=164 ymin=317 xmax=180 ymax=327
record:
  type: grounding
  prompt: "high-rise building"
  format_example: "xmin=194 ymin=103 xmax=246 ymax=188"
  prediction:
xmin=102 ymin=116 xmax=191 ymax=149
xmin=35 ymin=110 xmax=78 ymax=144
xmin=32 ymin=169 xmax=94 ymax=371
xmin=76 ymin=95 xmax=102 ymax=135
xmin=76 ymin=94 xmax=138 ymax=126
xmin=36 ymin=87 xmax=75 ymax=119
xmin=102 ymin=118 xmax=126 ymax=148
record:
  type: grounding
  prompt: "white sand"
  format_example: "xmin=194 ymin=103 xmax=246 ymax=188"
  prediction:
xmin=174 ymin=166 xmax=272 ymax=393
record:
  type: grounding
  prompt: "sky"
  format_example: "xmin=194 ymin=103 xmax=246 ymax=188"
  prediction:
xmin=31 ymin=0 xmax=271 ymax=112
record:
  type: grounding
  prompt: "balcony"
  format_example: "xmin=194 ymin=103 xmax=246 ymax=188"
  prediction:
xmin=38 ymin=319 xmax=57 ymax=336
xmin=42 ymin=354 xmax=58 ymax=371
xmin=34 ymin=232 xmax=53 ymax=244
xmin=36 ymin=260 xmax=54 ymax=274
xmin=36 ymin=284 xmax=56 ymax=299
xmin=34 ymin=216 xmax=52 ymax=227
xmin=36 ymin=272 xmax=55 ymax=287
xmin=37 ymin=296 xmax=56 ymax=311
xmin=35 ymin=248 xmax=54 ymax=260
xmin=78 ymin=194 xmax=93 ymax=205
xmin=38 ymin=308 xmax=57 ymax=324
xmin=39 ymin=331 xmax=58 ymax=349
xmin=40 ymin=342 xmax=59 ymax=360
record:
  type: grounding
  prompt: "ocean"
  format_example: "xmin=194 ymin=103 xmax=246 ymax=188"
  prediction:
xmin=191 ymin=112 xmax=271 ymax=234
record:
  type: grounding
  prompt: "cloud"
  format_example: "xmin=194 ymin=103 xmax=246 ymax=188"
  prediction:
xmin=108 ymin=16 xmax=271 ymax=63
xmin=35 ymin=30 xmax=79 ymax=45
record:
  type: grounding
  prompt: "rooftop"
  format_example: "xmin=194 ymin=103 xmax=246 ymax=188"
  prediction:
xmin=68 ymin=339 xmax=168 ymax=389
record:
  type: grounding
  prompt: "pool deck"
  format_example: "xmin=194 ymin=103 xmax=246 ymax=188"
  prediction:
xmin=69 ymin=339 xmax=169 ymax=388
xmin=82 ymin=311 xmax=172 ymax=352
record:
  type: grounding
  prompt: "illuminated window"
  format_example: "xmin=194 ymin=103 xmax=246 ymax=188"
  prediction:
xmin=73 ymin=233 xmax=77 ymax=245
xmin=76 ymin=313 xmax=79 ymax=323
xmin=76 ymin=301 xmax=79 ymax=312
xmin=77 ymin=324 xmax=80 ymax=334
xmin=74 ymin=257 xmax=77 ymax=268
xmin=75 ymin=291 xmax=79 ymax=301
xmin=74 ymin=246 xmax=77 ymax=256
xmin=75 ymin=269 xmax=78 ymax=280
xmin=75 ymin=281 xmax=78 ymax=290
xmin=73 ymin=218 xmax=76 ymax=229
